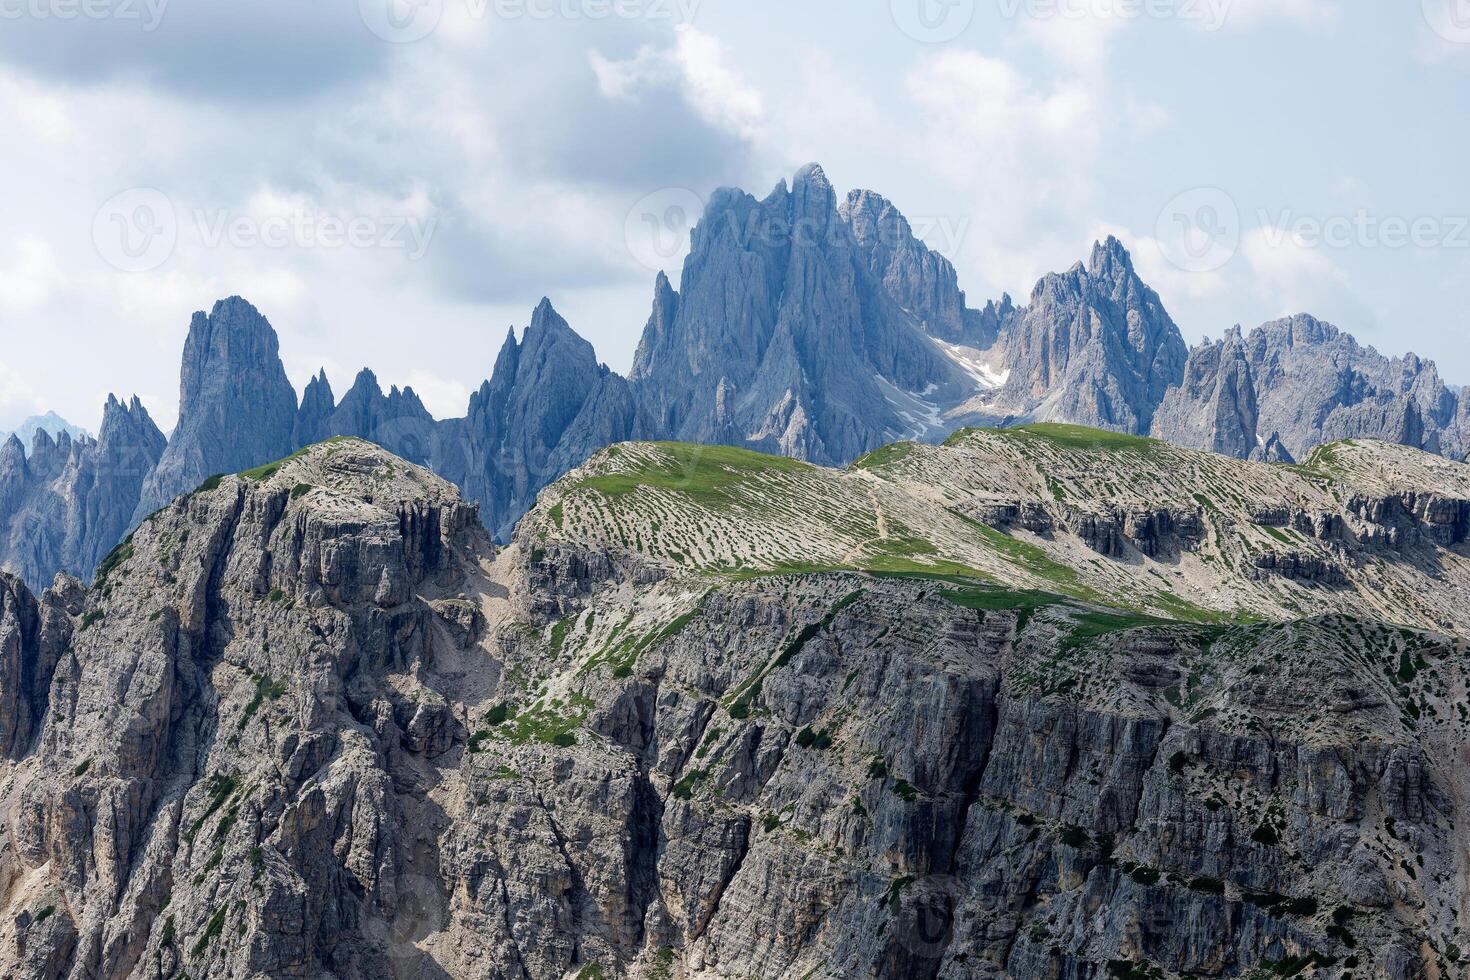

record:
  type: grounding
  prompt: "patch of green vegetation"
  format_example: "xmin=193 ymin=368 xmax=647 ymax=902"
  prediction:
xmin=727 ymin=592 xmax=862 ymax=717
xmin=574 ymin=965 xmax=606 ymax=980
xmin=483 ymin=703 xmax=510 ymax=726
xmin=1262 ymin=952 xmax=1335 ymax=976
xmin=289 ymin=483 xmax=313 ymax=500
xmin=191 ymin=905 xmax=228 ymax=957
xmin=214 ymin=803 xmax=240 ymax=842
xmin=547 ymin=501 xmax=565 ymax=529
xmin=1003 ymin=423 xmax=1163 ymax=454
xmin=161 ymin=914 xmax=176 ymax=946
xmin=578 ymin=442 xmax=813 ymax=508
xmin=186 ymin=773 xmax=240 ymax=843
xmin=883 ymin=875 xmax=914 ymax=914
xmin=499 ymin=701 xmax=588 ymax=747
xmin=1243 ymin=891 xmax=1316 ymax=918
xmin=238 ymin=673 xmax=287 ymax=731
xmin=1059 ymin=825 xmax=1091 ymax=848
xmin=940 ymin=585 xmax=1063 ymax=632
xmin=93 ymin=536 xmax=135 ymax=589
xmin=795 ymin=726 xmax=833 ymax=750
xmin=238 ymin=439 xmax=352 ymax=481
xmin=196 ymin=474 xmax=226 ymax=493
xmin=1106 ymin=960 xmax=1164 ymax=980
xmin=80 ymin=610 xmax=105 ymax=631
xmin=946 ymin=511 xmax=1094 ymax=598
xmin=648 ymin=946 xmax=676 ymax=980
xmin=549 ymin=616 xmax=575 ymax=658
xmin=851 ymin=442 xmax=915 ymax=470
xmin=73 ymin=758 xmax=91 ymax=777
xmin=33 ymin=905 xmax=55 ymax=925
xmin=267 ymin=588 xmax=287 ymax=604
xmin=670 ymin=767 xmax=708 ymax=801
xmin=1059 ymin=609 xmax=1176 ymax=653
xmin=1260 ymin=524 xmax=1294 ymax=546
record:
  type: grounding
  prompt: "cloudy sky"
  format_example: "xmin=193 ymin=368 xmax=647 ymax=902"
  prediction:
xmin=1 ymin=0 xmax=1467 ymax=434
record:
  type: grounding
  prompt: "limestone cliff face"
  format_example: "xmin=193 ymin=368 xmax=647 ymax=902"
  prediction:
xmin=0 ymin=438 xmax=1466 ymax=979
xmin=438 ymin=298 xmax=652 ymax=541
xmin=0 ymin=398 xmax=165 ymax=589
xmin=1152 ymin=315 xmax=1464 ymax=462
xmin=985 ymin=238 xmax=1190 ymax=434
xmin=630 ymin=164 xmax=970 ymax=463
xmin=132 ymin=297 xmax=300 ymax=523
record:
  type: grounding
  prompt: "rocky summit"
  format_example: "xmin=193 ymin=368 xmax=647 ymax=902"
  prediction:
xmin=0 ymin=431 xmax=1466 ymax=979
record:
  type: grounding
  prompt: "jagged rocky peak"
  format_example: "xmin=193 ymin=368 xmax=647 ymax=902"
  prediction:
xmin=631 ymin=162 xmax=969 ymax=465
xmin=989 ymin=236 xmax=1189 ymax=434
xmin=838 ymin=187 xmax=972 ymax=344
xmin=293 ymin=368 xmax=336 ymax=446
xmin=0 ymin=391 xmax=165 ymax=590
xmin=1152 ymin=312 xmax=1464 ymax=462
xmin=440 ymin=297 xmax=647 ymax=542
xmin=132 ymin=296 xmax=300 ymax=522
xmin=0 ymin=438 xmax=490 ymax=977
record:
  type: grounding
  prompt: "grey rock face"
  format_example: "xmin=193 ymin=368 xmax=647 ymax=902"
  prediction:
xmin=1153 ymin=314 xmax=1464 ymax=462
xmin=317 ymin=368 xmax=439 ymax=466
xmin=438 ymin=299 xmax=651 ymax=539
xmin=0 ymin=440 xmax=1463 ymax=979
xmin=988 ymin=237 xmax=1190 ymax=433
xmin=132 ymin=296 xmax=299 ymax=522
xmin=0 ymin=397 xmax=165 ymax=589
xmin=630 ymin=164 xmax=969 ymax=464
xmin=1152 ymin=326 xmax=1260 ymax=457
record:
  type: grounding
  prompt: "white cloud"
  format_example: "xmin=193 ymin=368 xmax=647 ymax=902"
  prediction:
xmin=0 ymin=359 xmax=44 ymax=425
xmin=0 ymin=238 xmax=66 ymax=314
xmin=589 ymin=27 xmax=765 ymax=142
xmin=672 ymin=27 xmax=766 ymax=140
xmin=400 ymin=370 xmax=474 ymax=420
xmin=1241 ymin=226 xmax=1352 ymax=317
xmin=1218 ymin=0 xmax=1336 ymax=29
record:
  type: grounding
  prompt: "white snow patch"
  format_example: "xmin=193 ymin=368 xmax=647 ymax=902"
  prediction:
xmin=934 ymin=339 xmax=1009 ymax=390
xmin=876 ymin=376 xmax=944 ymax=440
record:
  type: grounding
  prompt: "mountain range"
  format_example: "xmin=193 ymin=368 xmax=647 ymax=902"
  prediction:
xmin=0 ymin=414 xmax=91 ymax=450
xmin=0 ymin=429 xmax=1465 ymax=977
xmin=2 ymin=163 xmax=1466 ymax=593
